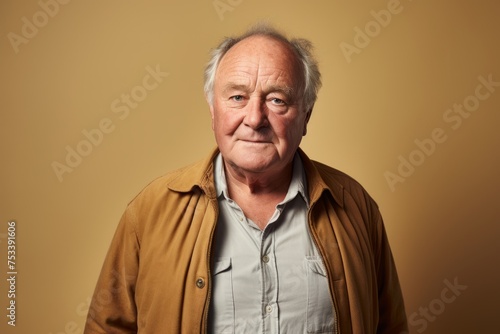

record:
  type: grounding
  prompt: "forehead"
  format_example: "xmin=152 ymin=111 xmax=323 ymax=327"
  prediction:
xmin=215 ymin=35 xmax=303 ymax=88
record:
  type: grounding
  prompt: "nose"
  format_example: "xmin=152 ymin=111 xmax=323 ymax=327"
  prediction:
xmin=243 ymin=98 xmax=269 ymax=130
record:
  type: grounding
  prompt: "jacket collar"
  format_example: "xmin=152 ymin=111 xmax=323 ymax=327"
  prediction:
xmin=166 ymin=148 xmax=220 ymax=200
xmin=297 ymin=148 xmax=344 ymax=208
xmin=166 ymin=147 xmax=345 ymax=208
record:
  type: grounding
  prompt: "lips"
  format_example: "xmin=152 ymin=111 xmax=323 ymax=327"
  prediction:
xmin=237 ymin=135 xmax=272 ymax=143
xmin=239 ymin=139 xmax=271 ymax=144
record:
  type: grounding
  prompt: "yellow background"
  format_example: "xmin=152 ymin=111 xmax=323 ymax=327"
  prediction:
xmin=1 ymin=0 xmax=499 ymax=333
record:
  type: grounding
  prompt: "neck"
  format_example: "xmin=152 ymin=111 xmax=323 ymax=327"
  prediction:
xmin=223 ymin=160 xmax=293 ymax=198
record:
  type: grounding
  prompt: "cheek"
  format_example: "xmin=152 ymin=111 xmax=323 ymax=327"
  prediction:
xmin=279 ymin=117 xmax=305 ymax=138
xmin=280 ymin=120 xmax=307 ymax=148
xmin=213 ymin=111 xmax=242 ymax=136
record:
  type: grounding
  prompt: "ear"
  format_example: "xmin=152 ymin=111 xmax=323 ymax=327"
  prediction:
xmin=302 ymin=107 xmax=313 ymax=136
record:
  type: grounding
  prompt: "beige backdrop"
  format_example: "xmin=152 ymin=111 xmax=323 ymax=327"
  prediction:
xmin=1 ymin=0 xmax=499 ymax=333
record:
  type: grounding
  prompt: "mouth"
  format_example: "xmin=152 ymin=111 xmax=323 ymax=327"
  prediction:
xmin=239 ymin=139 xmax=271 ymax=144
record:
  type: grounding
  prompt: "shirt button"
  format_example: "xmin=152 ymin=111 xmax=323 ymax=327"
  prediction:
xmin=196 ymin=278 xmax=205 ymax=289
xmin=266 ymin=305 xmax=273 ymax=313
xmin=262 ymin=255 xmax=270 ymax=263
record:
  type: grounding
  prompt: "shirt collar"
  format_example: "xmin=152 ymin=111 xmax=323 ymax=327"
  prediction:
xmin=214 ymin=152 xmax=309 ymax=208
xmin=214 ymin=153 xmax=229 ymax=199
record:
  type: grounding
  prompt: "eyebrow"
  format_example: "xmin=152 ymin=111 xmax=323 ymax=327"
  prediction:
xmin=222 ymin=82 xmax=295 ymax=100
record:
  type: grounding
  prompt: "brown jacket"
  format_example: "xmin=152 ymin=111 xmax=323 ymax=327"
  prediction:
xmin=84 ymin=148 xmax=408 ymax=333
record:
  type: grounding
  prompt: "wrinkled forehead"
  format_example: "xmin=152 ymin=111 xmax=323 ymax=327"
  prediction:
xmin=215 ymin=35 xmax=304 ymax=90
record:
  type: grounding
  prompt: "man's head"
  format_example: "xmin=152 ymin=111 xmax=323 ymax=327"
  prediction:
xmin=204 ymin=24 xmax=322 ymax=177
xmin=204 ymin=24 xmax=322 ymax=113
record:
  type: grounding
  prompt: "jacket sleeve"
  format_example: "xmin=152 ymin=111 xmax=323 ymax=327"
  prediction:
xmin=373 ymin=211 xmax=409 ymax=334
xmin=84 ymin=206 xmax=140 ymax=334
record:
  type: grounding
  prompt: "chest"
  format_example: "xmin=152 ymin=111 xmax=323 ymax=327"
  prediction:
xmin=208 ymin=197 xmax=336 ymax=333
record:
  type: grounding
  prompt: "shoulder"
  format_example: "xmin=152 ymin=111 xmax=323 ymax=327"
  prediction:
xmin=306 ymin=157 xmax=383 ymax=237
xmin=127 ymin=150 xmax=218 ymax=209
xmin=302 ymin=154 xmax=381 ymax=219
xmin=312 ymin=160 xmax=371 ymax=199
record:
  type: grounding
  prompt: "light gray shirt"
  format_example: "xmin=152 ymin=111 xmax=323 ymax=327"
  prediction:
xmin=208 ymin=153 xmax=336 ymax=334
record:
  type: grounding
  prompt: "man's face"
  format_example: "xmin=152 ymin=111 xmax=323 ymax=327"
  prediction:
xmin=209 ymin=35 xmax=311 ymax=176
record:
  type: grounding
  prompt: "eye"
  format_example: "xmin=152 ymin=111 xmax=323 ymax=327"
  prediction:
xmin=270 ymin=98 xmax=286 ymax=105
xmin=230 ymin=95 xmax=244 ymax=102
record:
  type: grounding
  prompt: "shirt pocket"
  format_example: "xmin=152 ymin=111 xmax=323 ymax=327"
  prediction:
xmin=305 ymin=257 xmax=336 ymax=334
xmin=209 ymin=257 xmax=234 ymax=334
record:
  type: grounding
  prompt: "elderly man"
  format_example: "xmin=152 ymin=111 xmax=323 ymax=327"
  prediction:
xmin=84 ymin=25 xmax=408 ymax=334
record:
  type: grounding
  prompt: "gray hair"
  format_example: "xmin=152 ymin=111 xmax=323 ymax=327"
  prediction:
xmin=203 ymin=24 xmax=322 ymax=111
